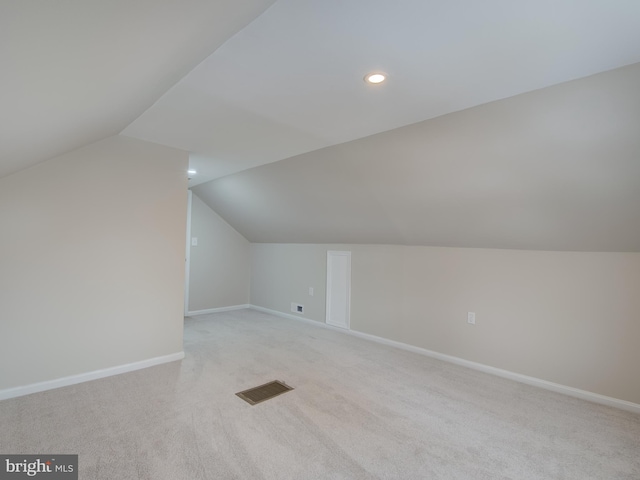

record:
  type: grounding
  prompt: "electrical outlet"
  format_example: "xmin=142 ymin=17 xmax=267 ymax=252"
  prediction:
xmin=467 ymin=312 xmax=476 ymax=325
xmin=291 ymin=303 xmax=304 ymax=314
xmin=309 ymin=287 xmax=314 ymax=296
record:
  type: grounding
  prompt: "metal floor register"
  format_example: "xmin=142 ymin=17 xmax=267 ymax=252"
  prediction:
xmin=235 ymin=380 xmax=294 ymax=405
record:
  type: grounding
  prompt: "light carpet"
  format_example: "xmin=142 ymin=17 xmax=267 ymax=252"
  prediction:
xmin=0 ymin=309 xmax=638 ymax=479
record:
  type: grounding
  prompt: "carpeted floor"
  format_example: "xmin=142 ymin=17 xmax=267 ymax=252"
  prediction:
xmin=1 ymin=309 xmax=639 ymax=479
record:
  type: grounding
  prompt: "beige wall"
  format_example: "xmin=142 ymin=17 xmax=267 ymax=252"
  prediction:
xmin=250 ymin=243 xmax=640 ymax=404
xmin=187 ymin=193 xmax=250 ymax=311
xmin=0 ymin=135 xmax=188 ymax=391
xmin=251 ymin=243 xmax=328 ymax=320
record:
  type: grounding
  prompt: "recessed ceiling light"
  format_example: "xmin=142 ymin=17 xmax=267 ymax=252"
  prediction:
xmin=187 ymin=169 xmax=197 ymax=175
xmin=364 ymin=72 xmax=386 ymax=84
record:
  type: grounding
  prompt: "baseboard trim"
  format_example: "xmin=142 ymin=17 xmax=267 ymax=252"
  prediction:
xmin=249 ymin=305 xmax=640 ymax=415
xmin=0 ymin=352 xmax=185 ymax=401
xmin=250 ymin=305 xmax=310 ymax=323
xmin=186 ymin=304 xmax=251 ymax=316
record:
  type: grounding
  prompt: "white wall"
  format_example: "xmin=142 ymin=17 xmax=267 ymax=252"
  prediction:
xmin=187 ymin=192 xmax=250 ymax=312
xmin=250 ymin=243 xmax=640 ymax=405
xmin=0 ymin=135 xmax=188 ymax=391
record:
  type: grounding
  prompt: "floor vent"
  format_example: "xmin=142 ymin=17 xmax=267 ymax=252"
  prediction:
xmin=235 ymin=380 xmax=293 ymax=405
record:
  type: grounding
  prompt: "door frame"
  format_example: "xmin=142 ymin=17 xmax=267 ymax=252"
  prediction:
xmin=184 ymin=190 xmax=193 ymax=316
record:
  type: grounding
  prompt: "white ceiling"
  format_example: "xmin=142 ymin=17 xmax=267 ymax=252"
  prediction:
xmin=121 ymin=0 xmax=640 ymax=186
xmin=0 ymin=0 xmax=275 ymax=179
xmin=3 ymin=1 xmax=640 ymax=251
xmin=192 ymin=63 xmax=640 ymax=251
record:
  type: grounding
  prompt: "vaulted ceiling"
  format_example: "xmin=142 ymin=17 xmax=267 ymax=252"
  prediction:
xmin=123 ymin=0 xmax=640 ymax=187
xmin=0 ymin=0 xmax=275 ymax=178
xmin=3 ymin=1 xmax=640 ymax=251
xmin=192 ymin=63 xmax=640 ymax=251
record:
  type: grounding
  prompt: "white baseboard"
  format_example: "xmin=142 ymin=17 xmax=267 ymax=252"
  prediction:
xmin=186 ymin=304 xmax=250 ymax=316
xmin=249 ymin=305 xmax=640 ymax=415
xmin=0 ymin=352 xmax=185 ymax=401
xmin=251 ymin=305 xmax=310 ymax=323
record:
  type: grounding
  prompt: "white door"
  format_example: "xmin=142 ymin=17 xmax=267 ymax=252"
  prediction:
xmin=326 ymin=251 xmax=351 ymax=329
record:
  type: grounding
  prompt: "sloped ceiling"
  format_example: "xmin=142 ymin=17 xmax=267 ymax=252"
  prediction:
xmin=192 ymin=63 xmax=640 ymax=251
xmin=3 ymin=1 xmax=640 ymax=251
xmin=0 ymin=0 xmax=275 ymax=178
xmin=123 ymin=0 xmax=640 ymax=186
